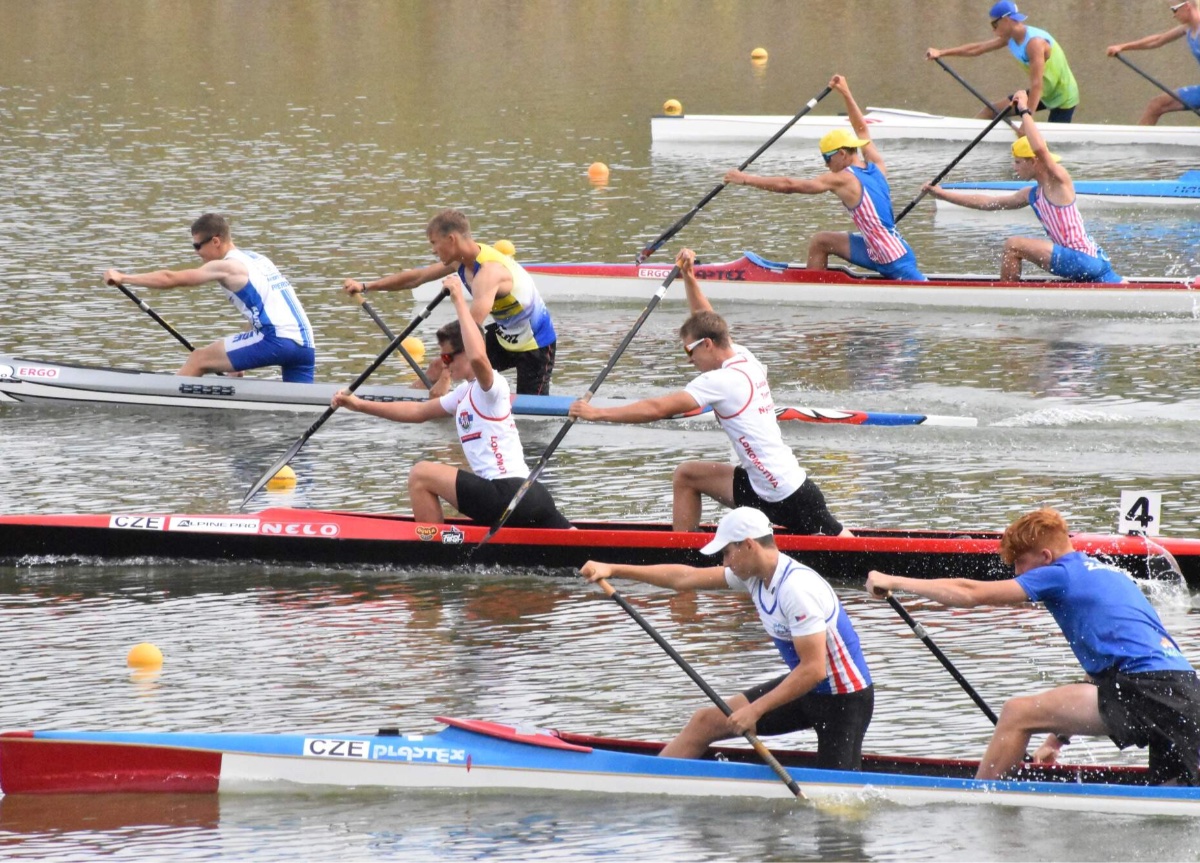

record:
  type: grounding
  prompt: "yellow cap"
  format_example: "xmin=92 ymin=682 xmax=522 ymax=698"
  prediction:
xmin=1011 ymin=136 xmax=1061 ymax=162
xmin=819 ymin=128 xmax=870 ymax=156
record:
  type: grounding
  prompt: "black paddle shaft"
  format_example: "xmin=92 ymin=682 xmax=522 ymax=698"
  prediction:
xmin=1115 ymin=53 xmax=1200 ymax=121
xmin=470 ymin=267 xmax=682 ymax=551
xmin=893 ymin=104 xmax=1016 ymax=224
xmin=239 ymin=288 xmax=450 ymax=509
xmin=934 ymin=57 xmax=1020 ymax=133
xmin=602 ymin=580 xmax=806 ymax=799
xmin=356 ymin=293 xmax=434 ymax=389
xmin=886 ymin=594 xmax=1000 ymax=725
xmin=635 ymin=86 xmax=833 ymax=264
xmin=112 ymin=281 xmax=198 ymax=352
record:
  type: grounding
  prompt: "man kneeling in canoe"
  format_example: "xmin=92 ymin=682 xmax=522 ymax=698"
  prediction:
xmin=568 ymin=249 xmax=848 ymax=536
xmin=922 ymin=91 xmax=1124 ymax=284
xmin=867 ymin=508 xmax=1200 ymax=784
xmin=332 ymin=275 xmax=571 ymax=529
xmin=582 ymin=506 xmax=874 ymax=769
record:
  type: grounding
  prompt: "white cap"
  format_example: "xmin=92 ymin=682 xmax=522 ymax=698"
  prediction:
xmin=700 ymin=507 xmax=774 ymax=555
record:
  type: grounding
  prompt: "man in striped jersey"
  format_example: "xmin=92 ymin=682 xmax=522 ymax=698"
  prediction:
xmin=104 ymin=214 xmax=317 ymax=382
xmin=581 ymin=507 xmax=874 ymax=770
xmin=723 ymin=74 xmax=926 ymax=282
xmin=922 ymin=91 xmax=1123 ymax=283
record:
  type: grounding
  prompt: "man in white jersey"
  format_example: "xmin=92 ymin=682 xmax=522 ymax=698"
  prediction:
xmin=568 ymin=249 xmax=847 ymax=536
xmin=343 ymin=209 xmax=557 ymax=396
xmin=103 ymin=213 xmax=317 ymax=382
xmin=922 ymin=91 xmax=1123 ymax=283
xmin=332 ymin=274 xmax=570 ymax=529
xmin=581 ymin=507 xmax=874 ymax=769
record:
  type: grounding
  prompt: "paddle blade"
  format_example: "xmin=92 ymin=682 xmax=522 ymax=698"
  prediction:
xmin=239 ymin=434 xmax=308 ymax=510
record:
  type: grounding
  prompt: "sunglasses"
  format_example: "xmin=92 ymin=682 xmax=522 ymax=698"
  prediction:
xmin=684 ymin=337 xmax=707 ymax=358
xmin=192 ymin=236 xmax=214 ymax=251
xmin=989 ymin=15 xmax=1007 ymax=28
xmin=439 ymin=350 xmax=463 ymax=366
xmin=821 ymin=150 xmax=837 ymax=165
xmin=1171 ymin=2 xmax=1188 ymax=12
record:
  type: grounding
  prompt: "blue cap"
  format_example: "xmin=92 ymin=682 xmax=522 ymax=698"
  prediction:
xmin=988 ymin=1 xmax=1027 ymax=22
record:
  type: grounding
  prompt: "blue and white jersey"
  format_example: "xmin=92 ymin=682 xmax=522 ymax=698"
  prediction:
xmin=1017 ymin=551 xmax=1193 ymax=676
xmin=223 ymin=249 xmax=315 ymax=349
xmin=726 ymin=553 xmax=872 ymax=695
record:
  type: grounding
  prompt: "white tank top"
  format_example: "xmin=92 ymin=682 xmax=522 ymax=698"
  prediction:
xmin=439 ymin=375 xmax=530 ymax=480
xmin=223 ymin=249 xmax=314 ymax=347
xmin=684 ymin=350 xmax=806 ymax=501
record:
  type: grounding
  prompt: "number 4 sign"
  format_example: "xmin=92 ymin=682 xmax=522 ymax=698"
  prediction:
xmin=1119 ymin=491 xmax=1163 ymax=536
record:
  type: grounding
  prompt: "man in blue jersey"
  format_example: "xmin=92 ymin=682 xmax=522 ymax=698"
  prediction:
xmin=724 ymin=75 xmax=926 ymax=282
xmin=104 ymin=214 xmax=317 ymax=382
xmin=927 ymin=1 xmax=1080 ymax=123
xmin=1107 ymin=0 xmax=1200 ymax=125
xmin=867 ymin=508 xmax=1200 ymax=784
xmin=581 ymin=507 xmax=874 ymax=769
xmin=343 ymin=209 xmax=557 ymax=396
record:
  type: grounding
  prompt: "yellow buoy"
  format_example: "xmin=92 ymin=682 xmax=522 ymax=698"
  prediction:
xmin=127 ymin=642 xmax=163 ymax=669
xmin=267 ymin=464 xmax=297 ymax=491
xmin=587 ymin=162 xmax=610 ymax=183
xmin=401 ymin=336 xmax=425 ymax=362
xmin=663 ymin=98 xmax=683 ymax=116
xmin=751 ymin=47 xmax=768 ymax=61
xmin=494 ymin=239 xmax=516 ymax=257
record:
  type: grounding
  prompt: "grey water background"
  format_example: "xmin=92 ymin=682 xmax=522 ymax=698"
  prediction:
xmin=3 ymin=1 xmax=1200 ymax=859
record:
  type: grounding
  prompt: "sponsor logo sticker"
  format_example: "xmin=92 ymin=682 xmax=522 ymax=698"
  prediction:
xmin=415 ymin=526 xmax=438 ymax=542
xmin=637 ymin=267 xmax=672 ymax=280
xmin=302 ymin=738 xmax=370 ymax=759
xmin=259 ymin=522 xmax=340 ymax=537
xmin=458 ymin=411 xmax=474 ymax=431
xmin=109 ymin=515 xmax=167 ymax=531
xmin=440 ymin=527 xmax=465 ymax=545
xmin=168 ymin=517 xmax=261 ymax=534
xmin=17 ymin=366 xmax=59 ymax=378
xmin=370 ymin=743 xmax=467 ymax=764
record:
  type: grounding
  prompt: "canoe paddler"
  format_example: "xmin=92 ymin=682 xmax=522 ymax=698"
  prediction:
xmin=922 ymin=91 xmax=1124 ymax=284
xmin=927 ymin=1 xmax=1080 ymax=123
xmin=568 ymin=248 xmax=849 ymax=536
xmin=343 ymin=209 xmax=557 ymax=397
xmin=331 ymin=274 xmax=571 ymax=530
xmin=1107 ymin=0 xmax=1200 ymax=125
xmin=724 ymin=75 xmax=927 ymax=282
xmin=580 ymin=506 xmax=874 ymax=769
xmin=103 ymin=213 xmax=317 ymax=382
xmin=867 ymin=507 xmax=1200 ymax=784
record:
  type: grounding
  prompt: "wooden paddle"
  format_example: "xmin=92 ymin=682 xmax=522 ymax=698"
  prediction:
xmin=635 ymin=85 xmax=834 ymax=264
xmin=238 ymin=287 xmax=450 ymax=510
xmin=884 ymin=592 xmax=999 ymax=724
xmin=933 ymin=58 xmax=1021 ymax=137
xmin=594 ymin=576 xmax=807 ymax=800
xmin=108 ymin=279 xmax=201 ymax=353
xmin=470 ymin=267 xmax=683 ymax=552
xmin=1113 ymin=52 xmax=1200 ymax=122
xmin=352 ymin=291 xmax=434 ymax=389
xmin=893 ymin=104 xmax=1016 ymax=224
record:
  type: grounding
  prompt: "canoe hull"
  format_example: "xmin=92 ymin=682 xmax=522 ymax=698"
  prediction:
xmin=3 ymin=720 xmax=1197 ymax=815
xmin=1 ymin=508 xmax=1194 ymax=586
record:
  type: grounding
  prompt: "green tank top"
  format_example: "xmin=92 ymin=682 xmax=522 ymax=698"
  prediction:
xmin=1008 ymin=25 xmax=1079 ymax=110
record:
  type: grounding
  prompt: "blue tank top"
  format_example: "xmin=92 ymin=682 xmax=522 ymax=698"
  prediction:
xmin=844 ymin=163 xmax=908 ymax=264
xmin=1188 ymin=27 xmax=1200 ymax=66
xmin=1016 ymin=551 xmax=1193 ymax=675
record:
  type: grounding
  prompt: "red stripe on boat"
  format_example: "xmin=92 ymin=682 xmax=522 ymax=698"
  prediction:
xmin=0 ymin=736 xmax=221 ymax=793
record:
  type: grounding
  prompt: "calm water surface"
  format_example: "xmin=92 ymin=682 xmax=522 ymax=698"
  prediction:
xmin=3 ymin=1 xmax=1200 ymax=860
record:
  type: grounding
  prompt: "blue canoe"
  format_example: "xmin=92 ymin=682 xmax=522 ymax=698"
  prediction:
xmin=941 ymin=171 xmax=1200 ymax=208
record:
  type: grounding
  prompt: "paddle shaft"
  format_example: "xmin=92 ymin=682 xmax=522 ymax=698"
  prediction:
xmin=635 ymin=86 xmax=833 ymax=264
xmin=238 ymin=288 xmax=450 ymax=509
xmin=886 ymin=593 xmax=999 ymax=725
xmin=354 ymin=292 xmax=434 ymax=389
xmin=934 ymin=58 xmax=1021 ymax=135
xmin=596 ymin=577 xmax=806 ymax=800
xmin=1114 ymin=53 xmax=1200 ymax=122
xmin=893 ymin=104 xmax=1016 ymax=223
xmin=470 ymin=267 xmax=682 ymax=551
xmin=111 ymin=281 xmax=199 ymax=352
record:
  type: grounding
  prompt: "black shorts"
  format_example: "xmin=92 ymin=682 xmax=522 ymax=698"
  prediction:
xmin=453 ymin=473 xmax=571 ymax=529
xmin=742 ymin=676 xmax=873 ymax=770
xmin=485 ymin=325 xmax=555 ymax=396
xmin=1096 ymin=669 xmax=1200 ymax=785
xmin=732 ymin=472 xmax=843 ymax=535
xmin=1034 ymin=100 xmax=1077 ymax=124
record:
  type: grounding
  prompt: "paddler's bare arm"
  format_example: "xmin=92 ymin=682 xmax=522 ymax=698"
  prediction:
xmin=922 ymin=183 xmax=1030 ymax=211
xmin=1024 ymin=39 xmax=1050 ymax=118
xmin=580 ymin=560 xmax=729 ymax=591
xmin=343 ymin=261 xmax=456 ymax=295
xmin=568 ymin=390 xmax=700 ymax=423
xmin=830 ymin=74 xmax=885 ymax=173
xmin=725 ymin=169 xmax=841 ymax=196
xmin=331 ymin=389 xmax=449 ymax=423
xmin=677 ymin=248 xmax=712 ymax=314
xmin=865 ymin=570 xmax=1031 ymax=607
xmin=104 ymin=258 xmax=247 ymax=291
xmin=463 ymin=260 xmax=511 ymax=326
xmin=925 ymin=37 xmax=1005 ymax=60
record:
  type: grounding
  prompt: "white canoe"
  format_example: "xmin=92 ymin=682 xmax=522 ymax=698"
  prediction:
xmin=651 ymin=106 xmax=1200 ymax=149
xmin=0 ymin=355 xmax=975 ymax=427
xmin=938 ymin=172 xmax=1200 ymax=212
